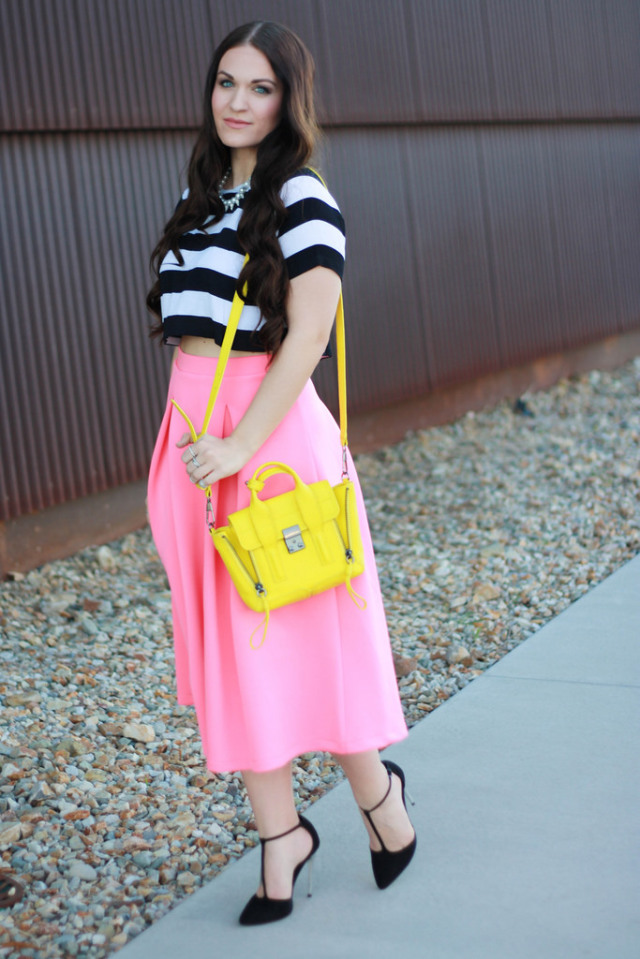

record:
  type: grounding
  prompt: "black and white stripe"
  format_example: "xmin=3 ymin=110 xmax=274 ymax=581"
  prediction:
xmin=160 ymin=169 xmax=346 ymax=351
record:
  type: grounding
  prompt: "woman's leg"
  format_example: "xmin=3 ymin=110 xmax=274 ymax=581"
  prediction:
xmin=242 ymin=763 xmax=315 ymax=900
xmin=333 ymin=749 xmax=415 ymax=852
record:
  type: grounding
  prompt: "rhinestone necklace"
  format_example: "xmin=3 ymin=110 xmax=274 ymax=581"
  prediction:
xmin=218 ymin=167 xmax=251 ymax=213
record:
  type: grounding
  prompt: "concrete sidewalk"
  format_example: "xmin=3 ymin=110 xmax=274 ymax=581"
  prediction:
xmin=117 ymin=555 xmax=640 ymax=959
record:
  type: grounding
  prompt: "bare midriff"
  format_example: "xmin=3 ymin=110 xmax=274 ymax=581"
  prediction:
xmin=179 ymin=335 xmax=264 ymax=358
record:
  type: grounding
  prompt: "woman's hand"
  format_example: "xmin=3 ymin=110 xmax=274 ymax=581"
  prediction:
xmin=177 ymin=432 xmax=251 ymax=487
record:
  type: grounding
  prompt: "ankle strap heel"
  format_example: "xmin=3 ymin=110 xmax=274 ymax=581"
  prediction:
xmin=238 ymin=815 xmax=320 ymax=926
xmin=359 ymin=760 xmax=417 ymax=890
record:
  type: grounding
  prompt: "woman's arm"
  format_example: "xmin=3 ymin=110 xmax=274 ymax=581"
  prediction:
xmin=179 ymin=266 xmax=342 ymax=486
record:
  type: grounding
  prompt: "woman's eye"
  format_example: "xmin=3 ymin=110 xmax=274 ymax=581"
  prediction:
xmin=254 ymin=85 xmax=271 ymax=95
xmin=219 ymin=79 xmax=233 ymax=89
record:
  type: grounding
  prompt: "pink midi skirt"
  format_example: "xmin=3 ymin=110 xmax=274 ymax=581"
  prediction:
xmin=147 ymin=349 xmax=407 ymax=773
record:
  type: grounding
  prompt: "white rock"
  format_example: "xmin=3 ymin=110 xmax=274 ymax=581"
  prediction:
xmin=47 ymin=591 xmax=78 ymax=613
xmin=177 ymin=871 xmax=196 ymax=886
xmin=0 ymin=821 xmax=22 ymax=845
xmin=473 ymin=583 xmax=502 ymax=603
xmin=172 ymin=811 xmax=196 ymax=828
xmin=96 ymin=545 xmax=116 ymax=571
xmin=80 ymin=615 xmax=99 ymax=636
xmin=122 ymin=722 xmax=155 ymax=743
xmin=67 ymin=860 xmax=98 ymax=881
xmin=29 ymin=780 xmax=55 ymax=803
xmin=1 ymin=762 xmax=21 ymax=778
xmin=446 ymin=645 xmax=473 ymax=666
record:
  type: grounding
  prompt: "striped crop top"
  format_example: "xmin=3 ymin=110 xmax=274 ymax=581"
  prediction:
xmin=159 ymin=168 xmax=346 ymax=352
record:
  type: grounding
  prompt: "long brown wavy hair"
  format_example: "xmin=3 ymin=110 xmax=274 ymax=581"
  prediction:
xmin=147 ymin=21 xmax=319 ymax=354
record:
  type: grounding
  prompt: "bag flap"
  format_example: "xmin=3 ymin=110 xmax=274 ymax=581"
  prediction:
xmin=228 ymin=479 xmax=339 ymax=551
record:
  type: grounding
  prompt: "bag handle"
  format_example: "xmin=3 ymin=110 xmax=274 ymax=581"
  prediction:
xmin=244 ymin=461 xmax=326 ymax=546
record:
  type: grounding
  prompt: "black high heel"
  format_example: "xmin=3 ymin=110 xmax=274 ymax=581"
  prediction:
xmin=360 ymin=759 xmax=416 ymax=890
xmin=238 ymin=815 xmax=320 ymax=926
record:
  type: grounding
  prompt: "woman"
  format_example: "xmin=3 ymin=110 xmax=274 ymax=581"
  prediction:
xmin=147 ymin=21 xmax=416 ymax=925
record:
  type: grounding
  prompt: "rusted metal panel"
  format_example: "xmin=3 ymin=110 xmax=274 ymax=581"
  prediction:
xmin=401 ymin=126 xmax=502 ymax=391
xmin=313 ymin=0 xmax=423 ymax=125
xmin=0 ymin=131 xmax=189 ymax=520
xmin=2 ymin=0 xmax=639 ymax=132
xmin=604 ymin=0 xmax=640 ymax=117
xmin=405 ymin=0 xmax=494 ymax=122
xmin=318 ymin=130 xmax=433 ymax=412
xmin=547 ymin=0 xmax=616 ymax=118
xmin=481 ymin=0 xmax=558 ymax=119
xmin=477 ymin=126 xmax=573 ymax=366
xmin=0 ymin=0 xmax=212 ymax=131
xmin=0 ymin=0 xmax=331 ymax=132
xmin=319 ymin=122 xmax=640 ymax=410
xmin=541 ymin=125 xmax=632 ymax=346
xmin=598 ymin=126 xmax=640 ymax=325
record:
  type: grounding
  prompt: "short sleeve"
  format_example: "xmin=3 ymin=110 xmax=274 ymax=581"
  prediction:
xmin=278 ymin=170 xmax=346 ymax=280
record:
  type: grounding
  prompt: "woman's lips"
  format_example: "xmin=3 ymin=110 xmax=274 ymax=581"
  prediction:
xmin=224 ymin=118 xmax=251 ymax=129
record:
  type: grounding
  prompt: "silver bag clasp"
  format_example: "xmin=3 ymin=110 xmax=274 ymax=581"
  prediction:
xmin=282 ymin=525 xmax=305 ymax=553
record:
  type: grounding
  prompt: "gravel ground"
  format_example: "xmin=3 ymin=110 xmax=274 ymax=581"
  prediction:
xmin=1 ymin=360 xmax=639 ymax=957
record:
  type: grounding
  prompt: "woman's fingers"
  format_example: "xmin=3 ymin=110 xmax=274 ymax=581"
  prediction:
xmin=181 ymin=442 xmax=200 ymax=466
xmin=176 ymin=432 xmax=192 ymax=449
xmin=180 ymin=435 xmax=251 ymax=486
xmin=180 ymin=438 xmax=225 ymax=485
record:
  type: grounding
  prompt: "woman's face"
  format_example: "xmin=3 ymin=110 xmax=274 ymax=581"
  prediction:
xmin=212 ymin=45 xmax=283 ymax=156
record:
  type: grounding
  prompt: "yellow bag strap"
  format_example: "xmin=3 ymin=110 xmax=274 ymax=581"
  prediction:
xmin=334 ymin=287 xmax=348 ymax=463
xmin=169 ymin=256 xmax=249 ymax=443
xmin=176 ymin=169 xmax=349 ymax=462
xmin=198 ymin=254 xmax=249 ymax=440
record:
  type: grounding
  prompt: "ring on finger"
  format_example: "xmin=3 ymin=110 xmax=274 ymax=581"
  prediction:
xmin=199 ymin=470 xmax=214 ymax=489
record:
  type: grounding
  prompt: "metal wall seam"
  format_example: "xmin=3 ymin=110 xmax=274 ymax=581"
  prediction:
xmin=599 ymin=127 xmax=640 ymax=327
xmin=547 ymin=128 xmax=622 ymax=347
xmin=320 ymin=129 xmax=434 ymax=412
xmin=603 ymin=0 xmax=640 ymax=118
xmin=0 ymin=132 xmax=175 ymax=520
xmin=478 ymin=126 xmax=567 ymax=366
xmin=481 ymin=0 xmax=558 ymax=120
xmin=406 ymin=125 xmax=503 ymax=392
xmin=406 ymin=0 xmax=493 ymax=123
xmin=547 ymin=0 xmax=615 ymax=119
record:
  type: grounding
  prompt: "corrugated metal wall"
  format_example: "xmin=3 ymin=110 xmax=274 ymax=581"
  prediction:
xmin=1 ymin=0 xmax=639 ymax=523
xmin=4 ymin=0 xmax=638 ymax=128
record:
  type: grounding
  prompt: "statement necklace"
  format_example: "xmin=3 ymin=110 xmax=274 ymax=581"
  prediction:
xmin=218 ymin=167 xmax=251 ymax=212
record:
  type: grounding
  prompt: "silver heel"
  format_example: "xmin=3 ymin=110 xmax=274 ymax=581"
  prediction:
xmin=405 ymin=787 xmax=416 ymax=806
xmin=306 ymin=856 xmax=314 ymax=897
